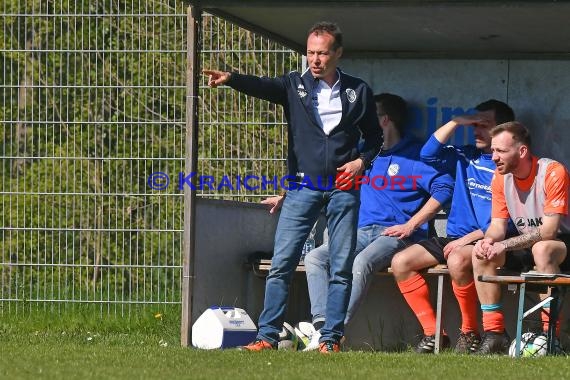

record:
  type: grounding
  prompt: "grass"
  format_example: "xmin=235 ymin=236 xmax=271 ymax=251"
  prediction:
xmin=1 ymin=307 xmax=570 ymax=379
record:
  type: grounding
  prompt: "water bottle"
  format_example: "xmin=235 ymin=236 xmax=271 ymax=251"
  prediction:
xmin=300 ymin=229 xmax=316 ymax=262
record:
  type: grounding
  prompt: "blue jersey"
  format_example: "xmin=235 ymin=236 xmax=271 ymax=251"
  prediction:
xmin=358 ymin=135 xmax=454 ymax=242
xmin=420 ymin=135 xmax=494 ymax=238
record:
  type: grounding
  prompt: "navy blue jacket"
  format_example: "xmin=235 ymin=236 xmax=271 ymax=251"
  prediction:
xmin=227 ymin=69 xmax=382 ymax=186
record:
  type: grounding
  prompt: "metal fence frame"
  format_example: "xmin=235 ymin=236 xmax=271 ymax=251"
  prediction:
xmin=0 ymin=2 xmax=300 ymax=316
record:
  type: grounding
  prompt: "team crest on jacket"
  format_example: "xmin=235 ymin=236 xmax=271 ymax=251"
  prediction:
xmin=387 ymin=163 xmax=400 ymax=176
xmin=346 ymin=88 xmax=356 ymax=103
xmin=297 ymin=84 xmax=307 ymax=98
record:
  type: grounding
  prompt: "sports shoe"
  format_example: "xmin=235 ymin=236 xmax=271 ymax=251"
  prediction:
xmin=474 ymin=331 xmax=510 ymax=355
xmin=455 ymin=331 xmax=481 ymax=354
xmin=319 ymin=340 xmax=340 ymax=353
xmin=303 ymin=327 xmax=321 ymax=351
xmin=239 ymin=339 xmax=276 ymax=351
xmin=550 ymin=336 xmax=565 ymax=355
xmin=414 ymin=334 xmax=451 ymax=353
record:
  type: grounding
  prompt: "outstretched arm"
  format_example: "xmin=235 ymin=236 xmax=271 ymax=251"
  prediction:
xmin=203 ymin=69 xmax=231 ymax=87
xmin=202 ymin=69 xmax=287 ymax=104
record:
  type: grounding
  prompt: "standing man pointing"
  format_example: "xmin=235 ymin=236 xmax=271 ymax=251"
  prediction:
xmin=204 ymin=21 xmax=382 ymax=353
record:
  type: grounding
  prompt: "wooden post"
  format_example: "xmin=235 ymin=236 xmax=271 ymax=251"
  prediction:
xmin=181 ymin=4 xmax=201 ymax=347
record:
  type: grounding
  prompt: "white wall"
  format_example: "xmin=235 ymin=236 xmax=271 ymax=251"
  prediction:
xmin=192 ymin=198 xmax=277 ymax=321
xmin=343 ymin=58 xmax=570 ymax=167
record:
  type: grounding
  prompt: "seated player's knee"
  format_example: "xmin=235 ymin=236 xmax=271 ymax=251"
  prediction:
xmin=352 ymin=253 xmax=370 ymax=274
xmin=303 ymin=249 xmax=326 ymax=270
xmin=389 ymin=250 xmax=408 ymax=275
xmin=447 ymin=251 xmax=472 ymax=274
xmin=390 ymin=246 xmax=420 ymax=276
xmin=532 ymin=240 xmax=562 ymax=271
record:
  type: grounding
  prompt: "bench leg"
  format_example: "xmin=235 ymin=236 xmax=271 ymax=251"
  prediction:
xmin=547 ymin=287 xmax=560 ymax=354
xmin=434 ymin=274 xmax=444 ymax=354
xmin=514 ymin=283 xmax=526 ymax=358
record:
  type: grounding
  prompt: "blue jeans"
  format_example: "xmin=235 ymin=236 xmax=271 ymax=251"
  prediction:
xmin=305 ymin=224 xmax=410 ymax=326
xmin=256 ymin=187 xmax=359 ymax=345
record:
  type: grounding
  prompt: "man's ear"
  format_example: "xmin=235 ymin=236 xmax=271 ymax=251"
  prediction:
xmin=519 ymin=144 xmax=529 ymax=158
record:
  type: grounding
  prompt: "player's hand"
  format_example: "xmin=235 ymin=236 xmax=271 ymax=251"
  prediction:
xmin=473 ymin=238 xmax=493 ymax=260
xmin=452 ymin=114 xmax=493 ymax=128
xmin=383 ymin=223 xmax=415 ymax=239
xmin=484 ymin=241 xmax=506 ymax=261
xmin=203 ymin=69 xmax=231 ymax=87
xmin=473 ymin=239 xmax=486 ymax=260
xmin=260 ymin=195 xmax=284 ymax=214
xmin=335 ymin=158 xmax=365 ymax=188
xmin=443 ymin=238 xmax=470 ymax=259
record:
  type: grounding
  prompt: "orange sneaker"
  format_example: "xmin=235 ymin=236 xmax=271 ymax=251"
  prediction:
xmin=318 ymin=340 xmax=340 ymax=354
xmin=240 ymin=339 xmax=276 ymax=351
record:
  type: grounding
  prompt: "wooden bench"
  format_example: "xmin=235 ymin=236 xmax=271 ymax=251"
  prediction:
xmin=479 ymin=273 xmax=570 ymax=357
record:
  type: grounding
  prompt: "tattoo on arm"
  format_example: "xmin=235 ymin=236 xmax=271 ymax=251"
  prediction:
xmin=500 ymin=229 xmax=542 ymax=251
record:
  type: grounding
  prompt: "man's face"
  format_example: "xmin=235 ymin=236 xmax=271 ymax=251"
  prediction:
xmin=306 ymin=32 xmax=342 ymax=81
xmin=473 ymin=110 xmax=496 ymax=150
xmin=491 ymin=131 xmax=523 ymax=175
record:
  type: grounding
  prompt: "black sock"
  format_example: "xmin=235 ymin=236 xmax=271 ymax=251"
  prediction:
xmin=313 ymin=320 xmax=325 ymax=331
